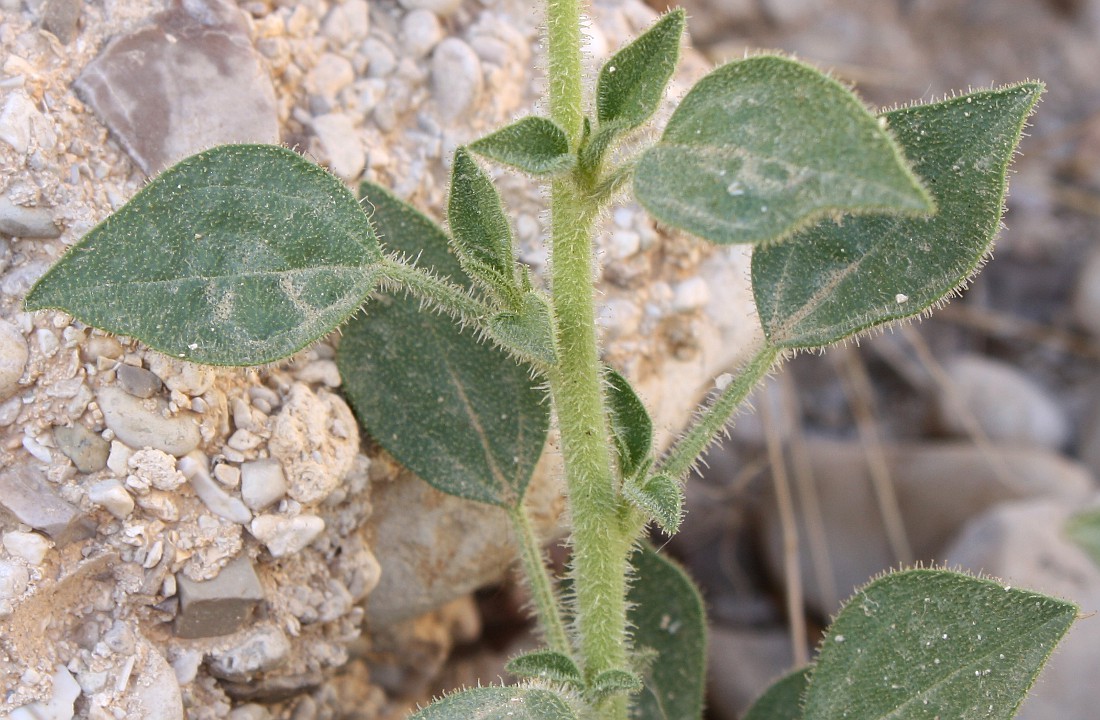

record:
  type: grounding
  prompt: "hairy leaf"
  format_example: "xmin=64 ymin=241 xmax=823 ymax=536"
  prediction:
xmin=1065 ymin=508 xmax=1100 ymax=569
xmin=470 ymin=116 xmax=574 ymax=175
xmin=588 ymin=669 xmax=644 ymax=702
xmin=604 ymin=367 xmax=652 ymax=480
xmin=742 ymin=668 xmax=810 ymax=720
xmin=629 ymin=545 xmax=706 ymax=720
xmin=753 ymin=83 xmax=1042 ymax=348
xmin=623 ymin=473 xmax=683 ymax=536
xmin=448 ymin=148 xmax=520 ymax=305
xmin=597 ymin=9 xmax=685 ymax=131
xmin=25 ymin=144 xmax=382 ymax=366
xmin=490 ymin=292 xmax=558 ymax=367
xmin=803 ymin=569 xmax=1076 ymax=720
xmin=506 ymin=650 xmax=583 ymax=685
xmin=340 ymin=182 xmax=549 ymax=507
xmin=410 ymin=686 xmax=579 ymax=720
xmin=634 ymin=55 xmax=933 ymax=246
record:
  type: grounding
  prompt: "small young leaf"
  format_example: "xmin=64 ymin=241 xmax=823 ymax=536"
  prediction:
xmin=448 ymin=148 xmax=520 ymax=306
xmin=603 ymin=367 xmax=652 ymax=480
xmin=753 ymin=83 xmax=1043 ymax=348
xmin=634 ymin=55 xmax=933 ymax=246
xmin=742 ymin=668 xmax=810 ymax=720
xmin=577 ymin=123 xmax=620 ymax=180
xmin=506 ymin=650 xmax=583 ymax=685
xmin=587 ymin=669 xmax=643 ymax=702
xmin=623 ymin=473 xmax=683 ymax=536
xmin=628 ymin=545 xmax=706 ymax=720
xmin=25 ymin=144 xmax=383 ymax=366
xmin=490 ymin=292 xmax=558 ymax=367
xmin=410 ymin=686 xmax=579 ymax=720
xmin=470 ymin=116 xmax=575 ymax=175
xmin=1065 ymin=508 xmax=1100 ymax=569
xmin=597 ymin=9 xmax=685 ymax=131
xmin=340 ymin=182 xmax=549 ymax=508
xmin=803 ymin=569 xmax=1076 ymax=720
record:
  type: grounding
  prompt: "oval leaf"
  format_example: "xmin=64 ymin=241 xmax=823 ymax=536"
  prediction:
xmin=742 ymin=668 xmax=810 ymax=720
xmin=753 ymin=83 xmax=1043 ymax=348
xmin=410 ymin=686 xmax=579 ymax=720
xmin=803 ymin=569 xmax=1076 ymax=720
xmin=470 ymin=116 xmax=575 ymax=175
xmin=597 ymin=9 xmax=685 ymax=131
xmin=506 ymin=650 xmax=583 ymax=686
xmin=634 ymin=55 xmax=933 ymax=246
xmin=25 ymin=144 xmax=383 ymax=365
xmin=623 ymin=473 xmax=683 ymax=536
xmin=604 ymin=367 xmax=652 ymax=480
xmin=490 ymin=292 xmax=558 ymax=367
xmin=341 ymin=182 xmax=549 ymax=508
xmin=588 ymin=669 xmax=644 ymax=703
xmin=449 ymin=148 xmax=520 ymax=305
xmin=629 ymin=545 xmax=706 ymax=720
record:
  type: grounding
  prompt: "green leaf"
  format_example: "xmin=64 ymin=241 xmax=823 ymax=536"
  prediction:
xmin=489 ymin=292 xmax=558 ymax=367
xmin=506 ymin=650 xmax=583 ymax=685
xmin=742 ymin=668 xmax=810 ymax=720
xmin=1065 ymin=508 xmax=1100 ymax=569
xmin=448 ymin=148 xmax=520 ymax=306
xmin=597 ymin=9 xmax=685 ymax=131
xmin=25 ymin=144 xmax=382 ymax=366
xmin=578 ymin=123 xmax=620 ymax=180
xmin=410 ymin=686 xmax=579 ymax=720
xmin=803 ymin=569 xmax=1076 ymax=720
xmin=588 ymin=669 xmax=644 ymax=702
xmin=470 ymin=117 xmax=575 ymax=175
xmin=628 ymin=545 xmax=706 ymax=720
xmin=623 ymin=473 xmax=683 ymax=536
xmin=340 ymin=182 xmax=549 ymax=508
xmin=753 ymin=83 xmax=1043 ymax=348
xmin=604 ymin=367 xmax=652 ymax=480
xmin=634 ymin=55 xmax=933 ymax=246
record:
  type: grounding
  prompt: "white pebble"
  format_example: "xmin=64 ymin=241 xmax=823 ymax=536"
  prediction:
xmin=0 ymin=90 xmax=37 ymax=154
xmin=311 ymin=113 xmax=365 ymax=180
xmin=227 ymin=429 xmax=263 ymax=452
xmin=7 ymin=666 xmax=80 ymax=720
xmin=607 ymin=230 xmax=641 ymax=260
xmin=87 ymin=478 xmax=134 ymax=519
xmin=97 ymin=387 xmax=201 ymax=457
xmin=250 ymin=514 xmax=325 ymax=557
xmin=0 ymin=560 xmax=29 ymax=602
xmin=179 ymin=453 xmax=252 ymax=525
xmin=144 ymin=355 xmax=214 ymax=396
xmin=34 ymin=327 xmax=59 ymax=356
xmin=2 ymin=531 xmax=51 ymax=565
xmin=296 ymin=359 xmax=341 ymax=387
xmin=431 ymin=38 xmax=483 ymax=120
xmin=0 ymin=318 xmax=28 ymax=402
xmin=402 ymin=9 xmax=444 ymax=59
xmin=399 ymin=0 xmax=461 ymax=17
xmin=21 ymin=433 xmax=52 ymax=463
xmin=322 ymin=0 xmax=370 ymax=46
xmin=362 ymin=38 xmax=397 ymax=78
xmin=671 ymin=277 xmax=711 ymax=313
xmin=106 ymin=440 xmax=134 ymax=476
xmin=128 ymin=448 xmax=186 ymax=491
xmin=241 ymin=459 xmax=288 ymax=511
xmin=213 ymin=463 xmax=241 ymax=488
xmin=307 ymin=53 xmax=356 ymax=100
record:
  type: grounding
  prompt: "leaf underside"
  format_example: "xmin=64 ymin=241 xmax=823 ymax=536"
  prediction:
xmin=409 ymin=686 xmax=579 ymax=720
xmin=753 ymin=83 xmax=1043 ymax=348
xmin=604 ymin=367 xmax=653 ymax=480
xmin=470 ymin=116 xmax=574 ymax=175
xmin=634 ymin=55 xmax=933 ymax=246
xmin=506 ymin=650 xmax=583 ymax=685
xmin=339 ymin=182 xmax=549 ymax=508
xmin=25 ymin=144 xmax=382 ymax=365
xmin=448 ymin=148 xmax=519 ymax=304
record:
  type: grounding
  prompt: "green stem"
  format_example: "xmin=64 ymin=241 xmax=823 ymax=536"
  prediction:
xmin=546 ymin=0 xmax=584 ymax=143
xmin=659 ymin=344 xmax=783 ymax=481
xmin=508 ymin=504 xmax=571 ymax=657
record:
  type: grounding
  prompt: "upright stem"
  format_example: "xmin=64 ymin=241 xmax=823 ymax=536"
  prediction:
xmin=509 ymin=504 xmax=571 ymax=656
xmin=546 ymin=0 xmax=584 ymax=144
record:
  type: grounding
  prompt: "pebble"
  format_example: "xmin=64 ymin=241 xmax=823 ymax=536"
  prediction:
xmin=431 ymin=38 xmax=483 ymax=120
xmin=250 ymin=514 xmax=325 ymax=557
xmin=145 ymin=354 xmax=215 ymax=396
xmin=240 ymin=459 xmax=287 ymax=511
xmin=129 ymin=448 xmax=186 ymax=491
xmin=0 ymin=90 xmax=37 ymax=154
xmin=3 ymin=531 xmax=52 ymax=565
xmin=607 ymin=229 xmax=641 ymax=260
xmin=214 ymin=462 xmax=242 ymax=488
xmin=54 ymin=423 xmax=110 ymax=473
xmin=207 ymin=624 xmax=292 ymax=681
xmin=227 ymin=428 xmax=263 ymax=452
xmin=671 ymin=277 xmax=711 ymax=313
xmin=135 ymin=490 xmax=180 ymax=523
xmin=8 ymin=665 xmax=81 ymax=720
xmin=116 ymin=363 xmax=164 ymax=399
xmin=322 ymin=0 xmax=370 ymax=47
xmin=0 ymin=396 xmax=21 ymax=426
xmin=362 ymin=38 xmax=397 ymax=78
xmin=0 ymin=466 xmax=95 ymax=546
xmin=0 ymin=195 xmax=61 ymax=238
xmin=0 ymin=560 xmax=29 ymax=613
xmin=296 ymin=359 xmax=341 ymax=387
xmin=74 ymin=0 xmax=279 ymax=174
xmin=306 ymin=52 xmax=356 ymax=102
xmin=174 ymin=554 xmax=266 ymax=639
xmin=106 ymin=439 xmax=134 ymax=476
xmin=179 ymin=453 xmax=252 ymax=525
xmin=131 ymin=638 xmax=185 ymax=720
xmin=41 ymin=0 xmax=84 ymax=44
xmin=0 ymin=318 xmax=29 ymax=402
xmin=402 ymin=10 xmax=445 ymax=59
xmin=171 ymin=649 xmax=204 ymax=686
xmin=87 ymin=478 xmax=135 ymax=519
xmin=399 ymin=0 xmax=461 ymax=17
xmin=96 ymin=386 xmax=201 ymax=457
xmin=310 ymin=113 xmax=365 ymax=180
xmin=934 ymin=353 xmax=1070 ymax=450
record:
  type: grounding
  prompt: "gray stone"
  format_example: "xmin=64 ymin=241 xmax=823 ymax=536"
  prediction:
xmin=96 ymin=386 xmax=201 ymax=457
xmin=131 ymin=638 xmax=184 ymax=720
xmin=0 ymin=318 xmax=28 ymax=402
xmin=116 ymin=363 xmax=164 ymax=399
xmin=240 ymin=459 xmax=287 ymax=511
xmin=431 ymin=38 xmax=483 ymax=120
xmin=54 ymin=423 xmax=109 ymax=473
xmin=0 ymin=466 xmax=95 ymax=546
xmin=174 ymin=554 xmax=265 ymax=639
xmin=74 ymin=0 xmax=279 ymax=175
xmin=179 ymin=453 xmax=251 ymax=525
xmin=41 ymin=0 xmax=83 ymax=44
xmin=207 ymin=624 xmax=292 ymax=681
xmin=0 ymin=196 xmax=61 ymax=238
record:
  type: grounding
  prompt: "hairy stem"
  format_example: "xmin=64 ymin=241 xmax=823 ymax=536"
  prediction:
xmin=509 ymin=505 xmax=572 ymax=656
xmin=546 ymin=0 xmax=584 ymax=144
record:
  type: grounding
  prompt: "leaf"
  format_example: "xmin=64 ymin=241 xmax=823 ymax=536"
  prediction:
xmin=634 ymin=55 xmax=933 ymax=246
xmin=742 ymin=668 xmax=810 ymax=720
xmin=448 ymin=147 xmax=520 ymax=305
xmin=588 ymin=669 xmax=644 ymax=702
xmin=340 ymin=182 xmax=549 ymax=508
xmin=628 ymin=545 xmax=706 ymax=720
xmin=604 ymin=367 xmax=652 ymax=480
xmin=623 ymin=473 xmax=683 ymax=536
xmin=803 ymin=569 xmax=1076 ymax=720
xmin=597 ymin=9 xmax=685 ymax=131
xmin=578 ymin=122 xmax=620 ymax=179
xmin=753 ymin=83 xmax=1043 ymax=348
xmin=506 ymin=650 xmax=583 ymax=685
xmin=25 ymin=144 xmax=382 ymax=366
xmin=410 ymin=686 xmax=579 ymax=720
xmin=490 ymin=292 xmax=558 ymax=367
xmin=1065 ymin=508 xmax=1100 ymax=569
xmin=470 ymin=116 xmax=575 ymax=175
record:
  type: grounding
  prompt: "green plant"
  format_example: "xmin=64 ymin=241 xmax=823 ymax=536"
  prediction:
xmin=24 ymin=3 xmax=1077 ymax=718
